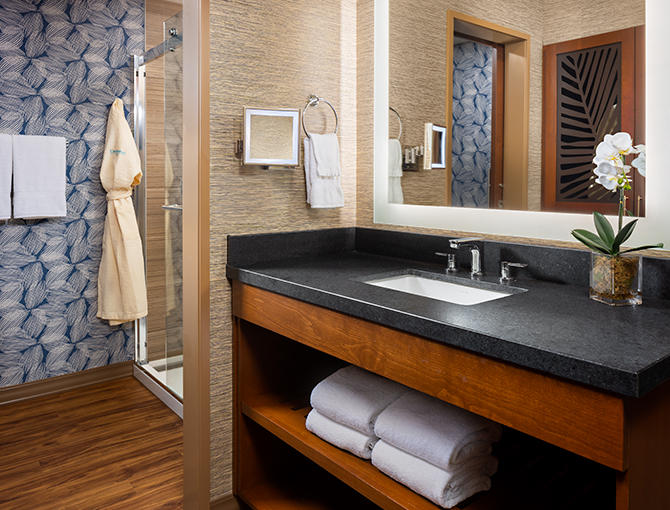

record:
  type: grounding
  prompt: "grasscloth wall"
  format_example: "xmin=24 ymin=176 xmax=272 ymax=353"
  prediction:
xmin=208 ymin=0 xmax=357 ymax=499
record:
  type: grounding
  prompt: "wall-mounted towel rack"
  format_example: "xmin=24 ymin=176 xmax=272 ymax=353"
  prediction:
xmin=390 ymin=107 xmax=402 ymax=140
xmin=302 ymin=95 xmax=338 ymax=137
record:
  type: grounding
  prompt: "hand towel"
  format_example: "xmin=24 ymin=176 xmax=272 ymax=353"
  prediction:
xmin=97 ymin=98 xmax=148 ymax=325
xmin=310 ymin=133 xmax=341 ymax=177
xmin=310 ymin=365 xmax=410 ymax=435
xmin=371 ymin=440 xmax=497 ymax=508
xmin=306 ymin=409 xmax=379 ymax=459
xmin=12 ymin=135 xmax=67 ymax=219
xmin=374 ymin=391 xmax=502 ymax=469
xmin=304 ymin=137 xmax=344 ymax=208
xmin=0 ymin=134 xmax=11 ymax=220
xmin=388 ymin=139 xmax=404 ymax=204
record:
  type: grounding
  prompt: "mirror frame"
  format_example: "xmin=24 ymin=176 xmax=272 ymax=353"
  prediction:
xmin=243 ymin=107 xmax=300 ymax=166
xmin=374 ymin=0 xmax=670 ymax=249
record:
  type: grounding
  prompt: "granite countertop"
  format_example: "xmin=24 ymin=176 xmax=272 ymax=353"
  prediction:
xmin=227 ymin=233 xmax=670 ymax=399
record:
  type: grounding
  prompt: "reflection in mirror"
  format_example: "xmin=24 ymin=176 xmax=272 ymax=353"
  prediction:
xmin=423 ymin=123 xmax=447 ymax=170
xmin=388 ymin=0 xmax=644 ymax=214
xmin=374 ymin=0 xmax=668 ymax=248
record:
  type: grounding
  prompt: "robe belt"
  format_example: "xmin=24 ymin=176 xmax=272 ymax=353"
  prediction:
xmin=106 ymin=190 xmax=132 ymax=201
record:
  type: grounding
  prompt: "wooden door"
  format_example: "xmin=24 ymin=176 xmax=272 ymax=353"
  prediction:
xmin=542 ymin=27 xmax=644 ymax=215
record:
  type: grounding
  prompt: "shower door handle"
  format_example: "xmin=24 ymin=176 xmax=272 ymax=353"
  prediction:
xmin=161 ymin=204 xmax=183 ymax=211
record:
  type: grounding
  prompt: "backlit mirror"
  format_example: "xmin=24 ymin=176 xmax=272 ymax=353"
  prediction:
xmin=374 ymin=0 xmax=670 ymax=248
xmin=243 ymin=107 xmax=300 ymax=166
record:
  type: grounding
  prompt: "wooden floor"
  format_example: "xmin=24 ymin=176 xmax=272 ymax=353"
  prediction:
xmin=0 ymin=377 xmax=183 ymax=510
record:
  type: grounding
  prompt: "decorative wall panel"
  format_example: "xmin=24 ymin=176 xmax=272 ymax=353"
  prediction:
xmin=555 ymin=42 xmax=621 ymax=205
xmin=0 ymin=0 xmax=144 ymax=388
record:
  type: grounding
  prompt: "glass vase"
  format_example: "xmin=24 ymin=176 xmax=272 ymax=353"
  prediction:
xmin=590 ymin=252 xmax=642 ymax=306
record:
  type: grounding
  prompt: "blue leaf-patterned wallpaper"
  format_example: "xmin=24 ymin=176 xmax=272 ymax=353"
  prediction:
xmin=451 ymin=41 xmax=492 ymax=208
xmin=0 ymin=0 xmax=144 ymax=388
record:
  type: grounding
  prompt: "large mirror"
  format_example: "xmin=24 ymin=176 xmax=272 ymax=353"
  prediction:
xmin=374 ymin=0 xmax=670 ymax=248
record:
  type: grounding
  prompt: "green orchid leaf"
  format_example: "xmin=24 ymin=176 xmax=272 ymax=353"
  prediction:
xmin=612 ymin=219 xmax=639 ymax=252
xmin=571 ymin=229 xmax=612 ymax=255
xmin=592 ymin=212 xmax=614 ymax=247
xmin=619 ymin=243 xmax=665 ymax=254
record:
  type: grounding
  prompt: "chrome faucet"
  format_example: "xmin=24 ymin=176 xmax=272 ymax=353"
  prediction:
xmin=448 ymin=237 xmax=483 ymax=277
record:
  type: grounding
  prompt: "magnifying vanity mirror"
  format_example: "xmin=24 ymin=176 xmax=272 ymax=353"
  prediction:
xmin=373 ymin=0 xmax=670 ymax=248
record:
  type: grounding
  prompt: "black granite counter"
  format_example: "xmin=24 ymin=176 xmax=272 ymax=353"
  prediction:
xmin=227 ymin=228 xmax=670 ymax=398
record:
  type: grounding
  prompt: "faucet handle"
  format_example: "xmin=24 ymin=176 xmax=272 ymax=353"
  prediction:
xmin=500 ymin=261 xmax=528 ymax=282
xmin=435 ymin=252 xmax=457 ymax=273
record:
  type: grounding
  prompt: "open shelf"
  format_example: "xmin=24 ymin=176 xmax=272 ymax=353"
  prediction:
xmin=241 ymin=392 xmax=615 ymax=510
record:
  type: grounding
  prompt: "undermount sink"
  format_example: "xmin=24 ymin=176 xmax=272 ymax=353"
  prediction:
xmin=364 ymin=272 xmax=521 ymax=306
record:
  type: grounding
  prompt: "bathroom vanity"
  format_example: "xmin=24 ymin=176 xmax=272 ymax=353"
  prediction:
xmin=229 ymin=228 xmax=670 ymax=510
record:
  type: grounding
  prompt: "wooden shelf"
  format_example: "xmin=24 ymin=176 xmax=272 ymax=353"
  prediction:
xmin=241 ymin=392 xmax=614 ymax=510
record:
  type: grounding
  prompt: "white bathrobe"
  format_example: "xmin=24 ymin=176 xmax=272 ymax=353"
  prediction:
xmin=97 ymin=98 xmax=148 ymax=325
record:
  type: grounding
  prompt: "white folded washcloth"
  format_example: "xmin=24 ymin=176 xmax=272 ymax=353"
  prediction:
xmin=12 ymin=135 xmax=67 ymax=219
xmin=374 ymin=391 xmax=502 ymax=469
xmin=310 ymin=365 xmax=410 ymax=435
xmin=304 ymin=137 xmax=344 ymax=208
xmin=388 ymin=139 xmax=403 ymax=177
xmin=306 ymin=409 xmax=379 ymax=459
xmin=371 ymin=440 xmax=497 ymax=508
xmin=0 ymin=134 xmax=11 ymax=220
xmin=310 ymin=132 xmax=341 ymax=176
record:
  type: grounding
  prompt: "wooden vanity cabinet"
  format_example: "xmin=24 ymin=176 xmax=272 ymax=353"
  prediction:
xmin=232 ymin=281 xmax=670 ymax=510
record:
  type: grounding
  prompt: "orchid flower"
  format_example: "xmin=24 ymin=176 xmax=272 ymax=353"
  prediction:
xmin=632 ymin=144 xmax=646 ymax=177
xmin=593 ymin=162 xmax=622 ymax=191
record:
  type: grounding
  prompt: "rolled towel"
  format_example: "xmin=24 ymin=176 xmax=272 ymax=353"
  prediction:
xmin=310 ymin=365 xmax=410 ymax=435
xmin=371 ymin=440 xmax=497 ymax=508
xmin=12 ymin=134 xmax=67 ymax=219
xmin=306 ymin=409 xmax=379 ymax=459
xmin=0 ymin=134 xmax=11 ymax=220
xmin=304 ymin=137 xmax=344 ymax=208
xmin=374 ymin=391 xmax=502 ymax=469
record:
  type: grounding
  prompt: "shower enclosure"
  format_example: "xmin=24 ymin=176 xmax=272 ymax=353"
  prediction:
xmin=133 ymin=12 xmax=184 ymax=404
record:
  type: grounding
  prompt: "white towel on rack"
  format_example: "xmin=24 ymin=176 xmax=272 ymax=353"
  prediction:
xmin=309 ymin=133 xmax=341 ymax=177
xmin=388 ymin=139 xmax=404 ymax=204
xmin=12 ymin=135 xmax=67 ymax=219
xmin=374 ymin=391 xmax=502 ymax=470
xmin=371 ymin=440 xmax=496 ymax=508
xmin=304 ymin=137 xmax=344 ymax=208
xmin=310 ymin=365 xmax=410 ymax=435
xmin=0 ymin=134 xmax=11 ymax=220
xmin=306 ymin=409 xmax=379 ymax=459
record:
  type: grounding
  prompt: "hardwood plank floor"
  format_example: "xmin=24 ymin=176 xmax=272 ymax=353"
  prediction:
xmin=0 ymin=377 xmax=183 ymax=510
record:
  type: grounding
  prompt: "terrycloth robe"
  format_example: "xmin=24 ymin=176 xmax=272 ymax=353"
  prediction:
xmin=97 ymin=98 xmax=148 ymax=325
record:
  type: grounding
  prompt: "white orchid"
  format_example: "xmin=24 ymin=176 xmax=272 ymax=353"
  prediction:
xmin=603 ymin=132 xmax=637 ymax=156
xmin=593 ymin=161 xmax=624 ymax=190
xmin=631 ymin=144 xmax=646 ymax=177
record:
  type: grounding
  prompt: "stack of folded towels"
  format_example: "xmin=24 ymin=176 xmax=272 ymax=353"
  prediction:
xmin=306 ymin=365 xmax=409 ymax=459
xmin=306 ymin=365 xmax=502 ymax=509
xmin=372 ymin=391 xmax=501 ymax=508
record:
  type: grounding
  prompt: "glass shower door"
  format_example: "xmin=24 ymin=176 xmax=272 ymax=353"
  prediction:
xmin=134 ymin=12 xmax=183 ymax=400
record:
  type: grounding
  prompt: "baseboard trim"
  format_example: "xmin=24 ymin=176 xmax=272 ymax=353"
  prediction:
xmin=210 ymin=495 xmax=245 ymax=510
xmin=0 ymin=361 xmax=134 ymax=406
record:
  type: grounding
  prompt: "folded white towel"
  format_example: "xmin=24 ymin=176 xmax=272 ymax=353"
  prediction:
xmin=310 ymin=133 xmax=341 ymax=177
xmin=306 ymin=409 xmax=379 ymax=459
xmin=304 ymin=137 xmax=344 ymax=208
xmin=310 ymin=365 xmax=410 ymax=435
xmin=388 ymin=139 xmax=403 ymax=177
xmin=12 ymin=135 xmax=67 ymax=219
xmin=372 ymin=440 xmax=497 ymax=508
xmin=0 ymin=134 xmax=11 ymax=220
xmin=374 ymin=391 xmax=502 ymax=469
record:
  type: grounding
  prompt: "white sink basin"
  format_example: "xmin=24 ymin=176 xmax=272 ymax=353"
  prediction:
xmin=365 ymin=273 xmax=514 ymax=306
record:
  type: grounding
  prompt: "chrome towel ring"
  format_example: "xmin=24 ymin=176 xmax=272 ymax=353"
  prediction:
xmin=390 ymin=107 xmax=402 ymax=140
xmin=302 ymin=94 xmax=339 ymax=137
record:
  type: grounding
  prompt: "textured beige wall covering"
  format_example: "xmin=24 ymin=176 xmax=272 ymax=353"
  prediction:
xmin=208 ymin=0 xmax=357 ymax=500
